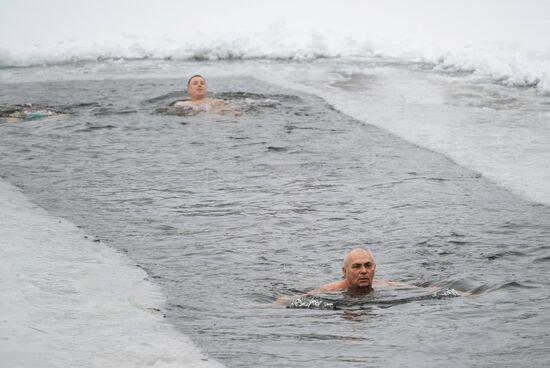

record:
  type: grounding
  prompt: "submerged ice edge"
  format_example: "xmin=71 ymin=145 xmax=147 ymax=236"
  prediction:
xmin=0 ymin=179 xmax=223 ymax=368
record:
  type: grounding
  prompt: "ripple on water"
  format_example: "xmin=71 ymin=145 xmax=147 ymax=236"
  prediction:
xmin=285 ymin=287 xmax=461 ymax=311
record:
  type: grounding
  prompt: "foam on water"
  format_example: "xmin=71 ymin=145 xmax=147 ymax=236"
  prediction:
xmin=0 ymin=179 xmax=222 ymax=368
xmin=1 ymin=0 xmax=549 ymax=92
xmin=286 ymin=288 xmax=461 ymax=310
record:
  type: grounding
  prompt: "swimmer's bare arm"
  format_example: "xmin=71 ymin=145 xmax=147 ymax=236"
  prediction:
xmin=213 ymin=99 xmax=244 ymax=116
xmin=209 ymin=98 xmax=225 ymax=107
xmin=174 ymin=100 xmax=192 ymax=107
xmin=274 ymin=279 xmax=402 ymax=305
xmin=272 ymin=285 xmax=334 ymax=305
xmin=308 ymin=280 xmax=348 ymax=294
xmin=273 ymin=286 xmax=333 ymax=304
xmin=373 ymin=279 xmax=405 ymax=287
xmin=173 ymin=98 xmax=241 ymax=115
xmin=174 ymin=98 xmax=224 ymax=107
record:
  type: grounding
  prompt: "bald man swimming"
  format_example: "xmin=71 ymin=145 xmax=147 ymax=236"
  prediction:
xmin=274 ymin=248 xmax=399 ymax=305
xmin=311 ymin=248 xmax=400 ymax=293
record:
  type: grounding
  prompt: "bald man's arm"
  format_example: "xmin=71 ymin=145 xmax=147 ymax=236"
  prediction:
xmin=372 ymin=279 xmax=403 ymax=287
xmin=273 ymin=280 xmax=347 ymax=305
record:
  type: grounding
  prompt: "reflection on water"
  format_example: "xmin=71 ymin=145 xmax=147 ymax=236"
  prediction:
xmin=1 ymin=75 xmax=550 ymax=368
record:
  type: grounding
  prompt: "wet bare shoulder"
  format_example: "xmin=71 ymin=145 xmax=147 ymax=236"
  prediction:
xmin=372 ymin=279 xmax=403 ymax=287
xmin=173 ymin=100 xmax=192 ymax=107
xmin=310 ymin=280 xmax=348 ymax=293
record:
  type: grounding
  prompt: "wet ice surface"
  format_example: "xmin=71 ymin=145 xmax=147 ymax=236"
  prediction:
xmin=1 ymin=74 xmax=550 ymax=367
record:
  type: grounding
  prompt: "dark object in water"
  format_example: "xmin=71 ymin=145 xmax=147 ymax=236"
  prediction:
xmin=0 ymin=104 xmax=64 ymax=120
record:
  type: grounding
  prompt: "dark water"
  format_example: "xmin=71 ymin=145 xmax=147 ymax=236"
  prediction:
xmin=1 ymin=76 xmax=550 ymax=367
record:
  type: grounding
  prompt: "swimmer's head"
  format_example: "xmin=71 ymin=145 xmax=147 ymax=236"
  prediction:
xmin=342 ymin=248 xmax=376 ymax=289
xmin=187 ymin=74 xmax=205 ymax=86
xmin=187 ymin=75 xmax=207 ymax=101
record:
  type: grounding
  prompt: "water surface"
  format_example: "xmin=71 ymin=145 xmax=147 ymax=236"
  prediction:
xmin=1 ymin=73 xmax=549 ymax=367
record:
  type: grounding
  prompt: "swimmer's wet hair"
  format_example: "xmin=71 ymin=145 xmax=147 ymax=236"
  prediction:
xmin=187 ymin=74 xmax=205 ymax=86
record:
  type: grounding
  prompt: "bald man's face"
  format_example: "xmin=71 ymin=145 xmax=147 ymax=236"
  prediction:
xmin=342 ymin=250 xmax=376 ymax=289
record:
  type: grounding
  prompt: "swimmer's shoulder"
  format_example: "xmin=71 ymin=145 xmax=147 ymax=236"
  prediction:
xmin=314 ymin=279 xmax=402 ymax=293
xmin=173 ymin=98 xmax=224 ymax=107
xmin=372 ymin=279 xmax=403 ymax=287
xmin=207 ymin=98 xmax=225 ymax=107
xmin=173 ymin=100 xmax=192 ymax=107
xmin=310 ymin=280 xmax=348 ymax=294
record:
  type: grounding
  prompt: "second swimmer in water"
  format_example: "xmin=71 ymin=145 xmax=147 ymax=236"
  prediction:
xmin=175 ymin=74 xmax=223 ymax=108
xmin=173 ymin=74 xmax=242 ymax=116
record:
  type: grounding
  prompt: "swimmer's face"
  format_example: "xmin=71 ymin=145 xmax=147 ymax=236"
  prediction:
xmin=342 ymin=249 xmax=376 ymax=289
xmin=187 ymin=76 xmax=207 ymax=100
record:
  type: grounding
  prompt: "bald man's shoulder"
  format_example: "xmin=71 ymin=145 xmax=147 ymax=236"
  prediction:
xmin=310 ymin=280 xmax=348 ymax=293
xmin=311 ymin=279 xmax=402 ymax=294
xmin=372 ymin=279 xmax=402 ymax=287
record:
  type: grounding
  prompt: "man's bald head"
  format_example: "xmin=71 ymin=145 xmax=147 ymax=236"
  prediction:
xmin=343 ymin=248 xmax=376 ymax=268
xmin=341 ymin=247 xmax=377 ymax=289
